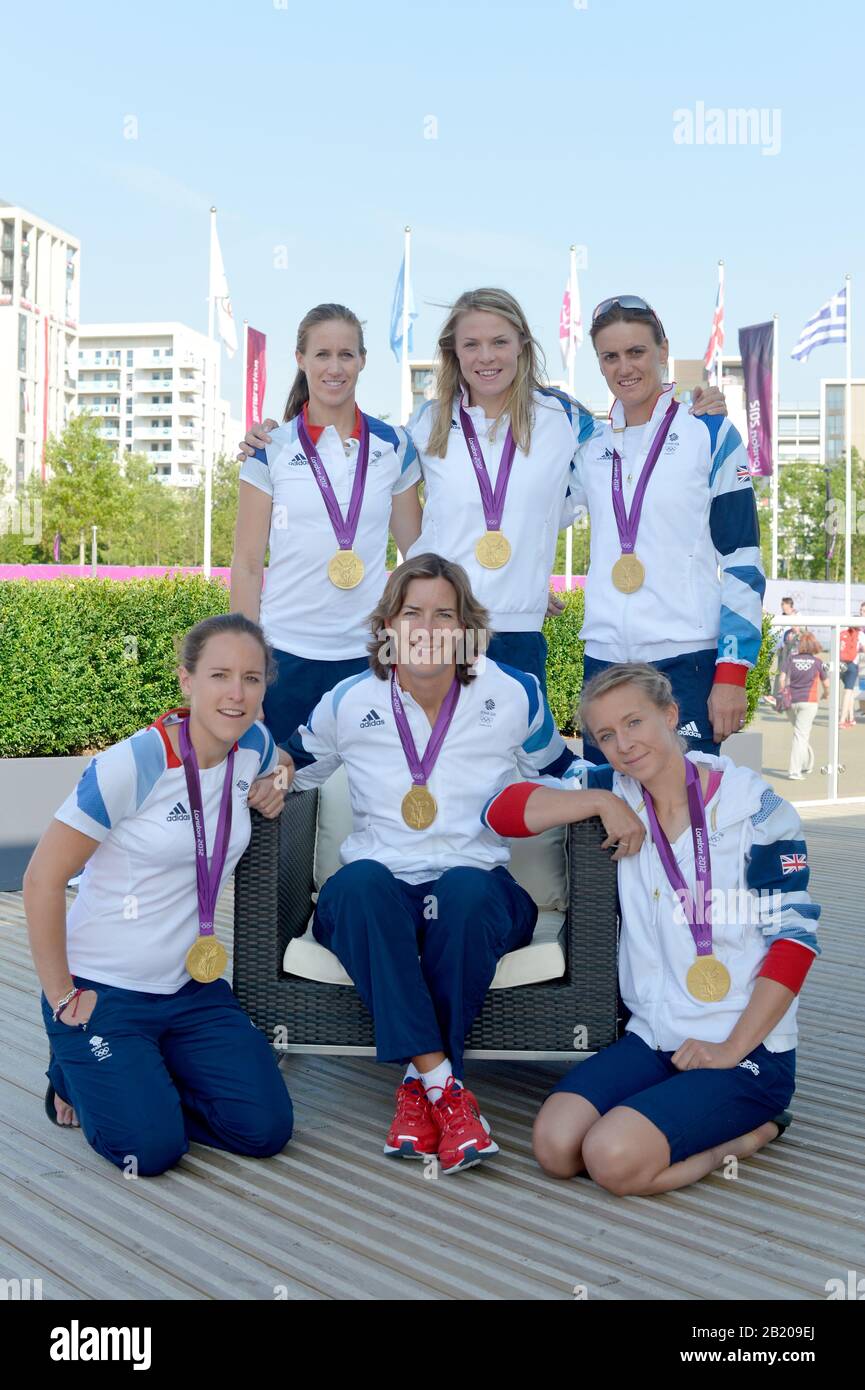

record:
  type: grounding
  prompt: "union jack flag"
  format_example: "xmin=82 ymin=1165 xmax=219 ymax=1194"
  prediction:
xmin=703 ymin=273 xmax=725 ymax=371
xmin=780 ymin=853 xmax=807 ymax=875
xmin=737 ymin=462 xmax=754 ymax=482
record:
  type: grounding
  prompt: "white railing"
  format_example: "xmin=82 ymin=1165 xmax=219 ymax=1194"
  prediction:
xmin=767 ymin=614 xmax=864 ymax=808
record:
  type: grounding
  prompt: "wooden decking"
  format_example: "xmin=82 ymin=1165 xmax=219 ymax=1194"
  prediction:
xmin=1 ymin=810 xmax=863 ymax=1301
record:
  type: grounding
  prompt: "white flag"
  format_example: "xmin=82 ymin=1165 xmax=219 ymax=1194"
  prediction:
xmin=209 ymin=219 xmax=238 ymax=358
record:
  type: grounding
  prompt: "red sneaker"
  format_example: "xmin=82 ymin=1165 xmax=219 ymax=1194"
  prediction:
xmin=431 ymin=1078 xmax=499 ymax=1174
xmin=384 ymin=1078 xmax=438 ymax=1159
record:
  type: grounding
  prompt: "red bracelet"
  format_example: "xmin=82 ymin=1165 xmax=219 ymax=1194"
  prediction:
xmin=56 ymin=988 xmax=84 ymax=1021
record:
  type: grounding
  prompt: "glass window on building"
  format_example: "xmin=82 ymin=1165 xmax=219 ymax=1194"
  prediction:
xmin=126 ymin=421 xmax=132 ymax=436
xmin=127 ymin=349 xmax=133 ymax=367
xmin=17 ymin=314 xmax=26 ymax=371
xmin=16 ymin=439 xmax=25 ymax=484
xmin=18 ymin=380 xmax=26 ymax=434
xmin=825 ymin=385 xmax=845 ymax=462
xmin=126 ymin=399 xmax=132 ymax=414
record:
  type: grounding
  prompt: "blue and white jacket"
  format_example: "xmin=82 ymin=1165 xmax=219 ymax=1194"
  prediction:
xmin=583 ymin=753 xmax=820 ymax=1052
xmin=568 ymin=384 xmax=765 ymax=672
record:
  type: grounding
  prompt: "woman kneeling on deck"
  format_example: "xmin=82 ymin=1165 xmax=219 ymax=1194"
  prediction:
xmin=485 ymin=663 xmax=820 ymax=1196
xmin=23 ymin=614 xmax=295 ymax=1177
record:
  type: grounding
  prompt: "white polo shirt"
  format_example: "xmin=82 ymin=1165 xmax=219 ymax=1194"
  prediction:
xmin=240 ymin=410 xmax=420 ymax=660
xmin=406 ymin=388 xmax=599 ymax=634
xmin=289 ymin=661 xmax=580 ymax=883
xmin=54 ymin=713 xmax=279 ymax=994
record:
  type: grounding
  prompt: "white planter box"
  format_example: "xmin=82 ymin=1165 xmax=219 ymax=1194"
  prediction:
xmin=0 ymin=754 xmax=92 ymax=890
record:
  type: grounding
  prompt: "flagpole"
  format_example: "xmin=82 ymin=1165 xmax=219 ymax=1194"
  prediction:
xmin=844 ymin=272 xmax=852 ymax=618
xmin=715 ymin=260 xmax=724 ymax=393
xmin=565 ymin=244 xmax=577 ymax=591
xmin=778 ymin=312 xmax=784 ymax=578
xmin=204 ymin=206 xmax=217 ymax=579
xmin=400 ymin=225 xmax=412 ymax=424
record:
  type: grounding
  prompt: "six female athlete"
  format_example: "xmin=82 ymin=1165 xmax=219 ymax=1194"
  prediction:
xmin=23 ymin=280 xmax=814 ymax=1197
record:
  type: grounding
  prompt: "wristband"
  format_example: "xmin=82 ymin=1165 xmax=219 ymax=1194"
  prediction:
xmin=484 ymin=782 xmax=541 ymax=838
xmin=714 ymin=662 xmax=748 ymax=687
xmin=53 ymin=987 xmax=83 ymax=1022
xmin=758 ymin=939 xmax=815 ymax=994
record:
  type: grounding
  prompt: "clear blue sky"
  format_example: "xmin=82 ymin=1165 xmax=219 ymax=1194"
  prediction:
xmin=2 ymin=0 xmax=862 ymax=422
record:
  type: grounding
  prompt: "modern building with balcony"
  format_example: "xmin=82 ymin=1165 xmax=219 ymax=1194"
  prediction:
xmin=0 ymin=200 xmax=80 ymax=493
xmin=77 ymin=323 xmax=242 ymax=487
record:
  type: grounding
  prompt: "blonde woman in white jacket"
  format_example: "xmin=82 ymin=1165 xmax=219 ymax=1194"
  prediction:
xmin=483 ymin=662 xmax=820 ymax=1196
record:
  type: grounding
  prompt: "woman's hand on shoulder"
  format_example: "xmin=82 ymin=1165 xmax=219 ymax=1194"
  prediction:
xmin=689 ymin=386 xmax=727 ymax=416
xmin=237 ymin=418 xmax=279 ymax=461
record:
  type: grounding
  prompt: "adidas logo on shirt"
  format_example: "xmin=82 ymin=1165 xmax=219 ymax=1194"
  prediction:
xmin=167 ymin=802 xmax=191 ymax=822
xmin=288 ymin=453 xmax=307 ymax=467
xmin=359 ymin=709 xmax=385 ymax=728
xmin=677 ymin=721 xmax=702 ymax=739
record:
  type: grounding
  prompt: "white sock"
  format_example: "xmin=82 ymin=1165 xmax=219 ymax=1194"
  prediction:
xmin=420 ymin=1059 xmax=455 ymax=1100
xmin=403 ymin=1062 xmax=420 ymax=1082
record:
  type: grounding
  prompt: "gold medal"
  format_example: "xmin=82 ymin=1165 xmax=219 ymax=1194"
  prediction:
xmin=401 ymin=784 xmax=437 ymax=830
xmin=686 ymin=955 xmax=731 ymax=1003
xmin=475 ymin=530 xmax=511 ymax=569
xmin=611 ymin=552 xmax=645 ymax=593
xmin=186 ymin=936 xmax=228 ymax=983
xmin=328 ymin=549 xmax=365 ymax=589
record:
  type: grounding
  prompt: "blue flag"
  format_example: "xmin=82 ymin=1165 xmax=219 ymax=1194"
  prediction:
xmin=389 ymin=255 xmax=417 ymax=362
xmin=791 ymin=286 xmax=847 ymax=362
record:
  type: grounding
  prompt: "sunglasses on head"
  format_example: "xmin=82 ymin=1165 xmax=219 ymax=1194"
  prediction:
xmin=592 ymin=295 xmax=666 ymax=339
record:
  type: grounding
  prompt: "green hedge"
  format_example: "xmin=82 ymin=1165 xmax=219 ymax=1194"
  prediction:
xmin=0 ymin=578 xmax=778 ymax=757
xmin=0 ymin=577 xmax=228 ymax=757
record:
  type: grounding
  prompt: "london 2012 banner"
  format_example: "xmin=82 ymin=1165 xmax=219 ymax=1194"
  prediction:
xmin=738 ymin=321 xmax=774 ymax=475
xmin=244 ymin=327 xmax=267 ymax=432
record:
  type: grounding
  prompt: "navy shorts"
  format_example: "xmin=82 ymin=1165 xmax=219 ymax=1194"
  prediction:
xmin=582 ymin=648 xmax=719 ymax=764
xmin=841 ymin=660 xmax=860 ymax=691
xmin=486 ymin=631 xmax=548 ymax=692
xmin=263 ymin=647 xmax=370 ymax=745
xmin=549 ymin=1031 xmax=795 ymax=1166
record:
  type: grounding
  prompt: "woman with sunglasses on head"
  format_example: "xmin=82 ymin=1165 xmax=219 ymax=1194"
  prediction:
xmin=232 ymin=303 xmax=423 ymax=743
xmin=568 ymin=294 xmax=764 ymax=762
xmin=240 ymin=289 xmax=724 ymax=693
xmin=485 ymin=662 xmax=819 ymax=1196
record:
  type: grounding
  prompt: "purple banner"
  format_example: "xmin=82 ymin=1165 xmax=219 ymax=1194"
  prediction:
xmin=738 ymin=321 xmax=774 ymax=477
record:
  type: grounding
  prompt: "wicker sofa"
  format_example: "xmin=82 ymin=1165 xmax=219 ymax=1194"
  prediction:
xmin=233 ymin=770 xmax=622 ymax=1061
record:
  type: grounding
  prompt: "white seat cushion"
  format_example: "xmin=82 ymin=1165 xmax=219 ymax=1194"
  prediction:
xmin=283 ymin=909 xmax=566 ymax=990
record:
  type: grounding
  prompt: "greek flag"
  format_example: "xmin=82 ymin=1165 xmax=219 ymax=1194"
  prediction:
xmin=791 ymin=286 xmax=847 ymax=361
xmin=389 ymin=254 xmax=417 ymax=362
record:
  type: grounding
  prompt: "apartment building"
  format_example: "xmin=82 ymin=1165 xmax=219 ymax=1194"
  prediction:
xmin=0 ymin=200 xmax=80 ymax=492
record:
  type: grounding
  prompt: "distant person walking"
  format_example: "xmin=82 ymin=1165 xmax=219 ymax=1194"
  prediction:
xmin=768 ymin=597 xmax=800 ymax=707
xmin=778 ymin=631 xmax=829 ymax=780
xmin=839 ymin=600 xmax=865 ymax=728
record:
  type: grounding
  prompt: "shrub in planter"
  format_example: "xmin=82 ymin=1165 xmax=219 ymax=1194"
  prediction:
xmin=0 ymin=576 xmax=228 ymax=757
